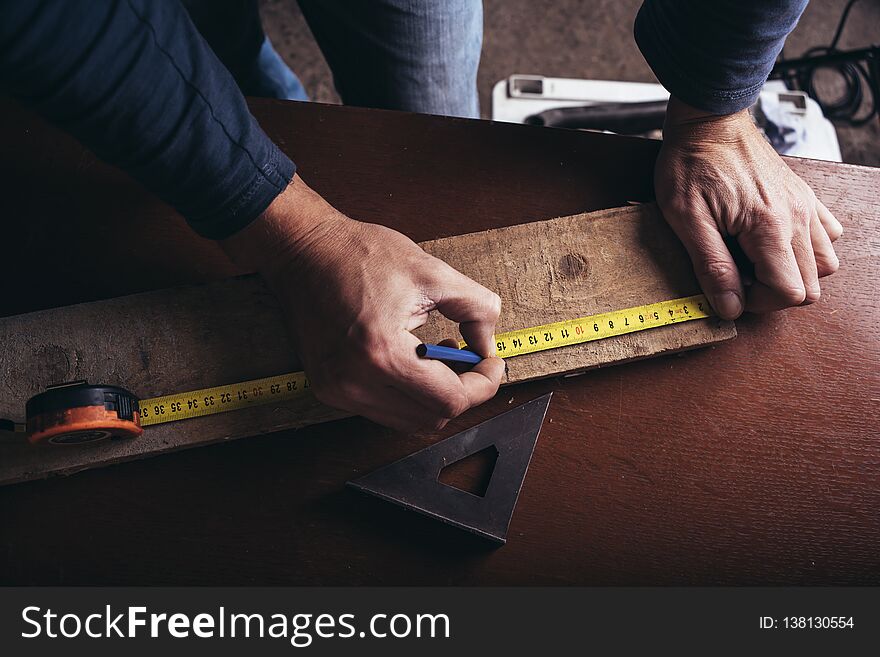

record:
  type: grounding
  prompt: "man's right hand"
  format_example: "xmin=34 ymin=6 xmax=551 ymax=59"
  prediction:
xmin=656 ymin=98 xmax=842 ymax=319
xmin=221 ymin=175 xmax=505 ymax=432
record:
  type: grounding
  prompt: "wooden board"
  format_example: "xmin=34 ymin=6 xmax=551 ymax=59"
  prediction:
xmin=421 ymin=204 xmax=733 ymax=382
xmin=0 ymin=204 xmax=734 ymax=485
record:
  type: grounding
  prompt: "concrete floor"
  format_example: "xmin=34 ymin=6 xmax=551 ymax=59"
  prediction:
xmin=259 ymin=0 xmax=878 ymax=166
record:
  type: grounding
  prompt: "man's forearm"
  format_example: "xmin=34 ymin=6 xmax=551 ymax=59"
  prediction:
xmin=635 ymin=0 xmax=809 ymax=115
xmin=0 ymin=0 xmax=294 ymax=239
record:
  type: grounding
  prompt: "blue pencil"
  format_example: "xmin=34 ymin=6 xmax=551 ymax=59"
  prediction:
xmin=416 ymin=343 xmax=483 ymax=365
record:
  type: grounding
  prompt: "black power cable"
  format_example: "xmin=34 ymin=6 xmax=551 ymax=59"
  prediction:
xmin=772 ymin=0 xmax=879 ymax=126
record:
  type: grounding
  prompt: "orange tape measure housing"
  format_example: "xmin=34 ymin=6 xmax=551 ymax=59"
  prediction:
xmin=25 ymin=382 xmax=143 ymax=445
xmin=27 ymin=405 xmax=143 ymax=445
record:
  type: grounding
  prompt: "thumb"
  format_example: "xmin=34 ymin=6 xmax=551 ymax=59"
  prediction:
xmin=430 ymin=262 xmax=501 ymax=357
xmin=669 ymin=208 xmax=745 ymax=320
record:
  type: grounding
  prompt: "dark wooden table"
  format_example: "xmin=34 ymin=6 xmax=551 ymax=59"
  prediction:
xmin=1 ymin=98 xmax=877 ymax=585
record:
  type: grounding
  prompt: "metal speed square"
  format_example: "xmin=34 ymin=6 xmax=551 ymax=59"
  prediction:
xmin=347 ymin=392 xmax=552 ymax=544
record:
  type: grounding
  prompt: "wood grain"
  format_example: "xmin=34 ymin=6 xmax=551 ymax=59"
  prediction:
xmin=0 ymin=98 xmax=876 ymax=585
xmin=421 ymin=204 xmax=734 ymax=383
xmin=0 ymin=204 xmax=733 ymax=485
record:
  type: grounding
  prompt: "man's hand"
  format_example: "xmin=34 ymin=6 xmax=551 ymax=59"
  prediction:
xmin=221 ymin=175 xmax=505 ymax=432
xmin=655 ymin=97 xmax=843 ymax=320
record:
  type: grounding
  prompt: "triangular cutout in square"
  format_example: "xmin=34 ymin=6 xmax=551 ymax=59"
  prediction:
xmin=438 ymin=444 xmax=499 ymax=497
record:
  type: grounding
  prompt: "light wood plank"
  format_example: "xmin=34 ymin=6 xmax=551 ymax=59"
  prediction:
xmin=421 ymin=204 xmax=734 ymax=382
xmin=0 ymin=204 xmax=734 ymax=485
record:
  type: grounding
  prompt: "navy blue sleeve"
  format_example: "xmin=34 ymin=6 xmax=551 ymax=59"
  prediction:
xmin=635 ymin=0 xmax=809 ymax=115
xmin=0 ymin=0 xmax=295 ymax=239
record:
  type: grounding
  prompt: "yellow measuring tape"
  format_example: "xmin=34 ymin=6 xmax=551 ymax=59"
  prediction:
xmin=484 ymin=293 xmax=711 ymax=356
xmin=139 ymin=293 xmax=713 ymax=427
xmin=139 ymin=371 xmax=311 ymax=426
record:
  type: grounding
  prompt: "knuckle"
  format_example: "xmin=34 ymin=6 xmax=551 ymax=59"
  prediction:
xmin=803 ymin=286 xmax=821 ymax=304
xmin=697 ymin=259 xmax=738 ymax=284
xmin=358 ymin=335 xmax=394 ymax=372
xmin=660 ymin=197 xmax=698 ymax=224
xmin=763 ymin=202 xmax=810 ymax=235
xmin=345 ymin=321 xmax=371 ymax=345
xmin=438 ymin=391 xmax=469 ymax=419
xmin=790 ymin=198 xmax=812 ymax=224
xmin=487 ymin=291 xmax=502 ymax=318
xmin=798 ymin=181 xmax=818 ymax=205
xmin=779 ymin=286 xmax=807 ymax=306
xmin=757 ymin=208 xmax=785 ymax=229
xmin=818 ymin=251 xmax=840 ymax=275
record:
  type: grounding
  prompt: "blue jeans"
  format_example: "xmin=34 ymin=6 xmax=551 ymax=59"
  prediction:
xmin=238 ymin=0 xmax=483 ymax=119
xmin=245 ymin=36 xmax=310 ymax=102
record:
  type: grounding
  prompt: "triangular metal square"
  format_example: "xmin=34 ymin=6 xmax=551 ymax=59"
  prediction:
xmin=347 ymin=392 xmax=552 ymax=544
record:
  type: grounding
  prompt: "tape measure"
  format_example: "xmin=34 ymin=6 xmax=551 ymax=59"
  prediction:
xmin=18 ymin=294 xmax=712 ymax=443
xmin=485 ymin=293 xmax=712 ymax=357
xmin=24 ymin=381 xmax=143 ymax=445
xmin=138 ymin=371 xmax=310 ymax=427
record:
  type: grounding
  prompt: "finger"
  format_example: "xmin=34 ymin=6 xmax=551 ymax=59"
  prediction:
xmin=391 ymin=340 xmax=475 ymax=417
xmin=665 ymin=207 xmax=745 ymax=320
xmin=456 ymin=356 xmax=506 ymax=406
xmin=817 ymin=201 xmax=843 ymax=241
xmin=400 ymin=339 xmax=480 ymax=416
xmin=743 ymin=281 xmax=798 ymax=313
xmin=435 ymin=338 xmax=473 ymax=375
xmin=791 ymin=227 xmax=820 ymax=304
xmin=430 ymin=263 xmax=501 ymax=357
xmin=740 ymin=233 xmax=806 ymax=311
xmin=810 ymin=213 xmax=839 ymax=278
xmin=398 ymin=355 xmax=505 ymax=418
xmin=391 ymin=333 xmax=504 ymax=419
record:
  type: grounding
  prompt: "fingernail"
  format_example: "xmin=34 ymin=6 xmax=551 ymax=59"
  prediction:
xmin=713 ymin=292 xmax=742 ymax=319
